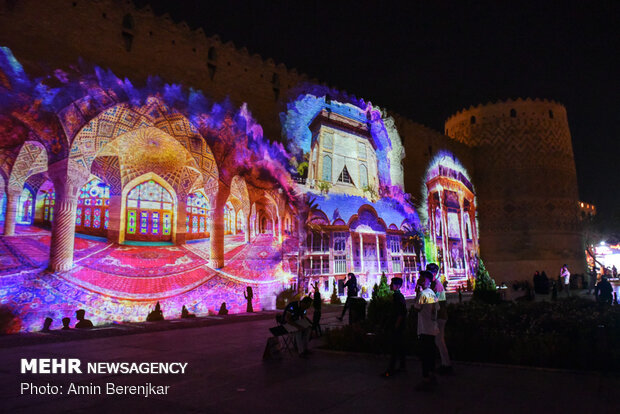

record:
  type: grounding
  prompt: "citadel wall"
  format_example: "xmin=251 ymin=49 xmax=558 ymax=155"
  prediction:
xmin=0 ymin=0 xmax=311 ymax=140
xmin=445 ymin=99 xmax=584 ymax=279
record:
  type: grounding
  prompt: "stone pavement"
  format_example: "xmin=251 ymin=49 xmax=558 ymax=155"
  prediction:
xmin=1 ymin=311 xmax=619 ymax=414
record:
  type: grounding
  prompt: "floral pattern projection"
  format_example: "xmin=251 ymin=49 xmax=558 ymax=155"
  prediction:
xmin=423 ymin=151 xmax=479 ymax=290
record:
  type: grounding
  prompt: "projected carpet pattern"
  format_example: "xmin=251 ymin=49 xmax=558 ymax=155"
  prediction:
xmin=0 ymin=235 xmax=109 ymax=275
xmin=0 ymin=229 xmax=283 ymax=331
xmin=1 ymin=271 xmax=266 ymax=332
xmin=221 ymin=234 xmax=287 ymax=281
xmin=77 ymin=245 xmax=208 ymax=276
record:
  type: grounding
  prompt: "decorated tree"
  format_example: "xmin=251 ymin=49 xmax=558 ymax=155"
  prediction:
xmin=330 ymin=280 xmax=342 ymax=304
xmin=473 ymin=257 xmax=500 ymax=303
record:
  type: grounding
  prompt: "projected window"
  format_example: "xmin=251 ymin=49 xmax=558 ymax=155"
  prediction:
xmin=359 ymin=164 xmax=368 ymax=188
xmin=43 ymin=191 xmax=55 ymax=224
xmin=126 ymin=180 xmax=173 ymax=241
xmin=337 ymin=166 xmax=353 ymax=184
xmin=186 ymin=191 xmax=210 ymax=239
xmin=322 ymin=155 xmax=332 ymax=182
xmin=76 ymin=178 xmax=110 ymax=235
xmin=224 ymin=202 xmax=235 ymax=234
xmin=357 ymin=142 xmax=366 ymax=159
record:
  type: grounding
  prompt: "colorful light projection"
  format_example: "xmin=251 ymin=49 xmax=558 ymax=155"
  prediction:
xmin=282 ymin=94 xmax=422 ymax=296
xmin=0 ymin=46 xmax=301 ymax=332
xmin=423 ymin=151 xmax=479 ymax=288
xmin=186 ymin=191 xmax=210 ymax=240
xmin=76 ymin=178 xmax=110 ymax=235
xmin=126 ymin=179 xmax=173 ymax=241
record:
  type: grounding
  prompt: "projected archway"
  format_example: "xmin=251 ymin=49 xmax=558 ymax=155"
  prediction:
xmin=76 ymin=178 xmax=110 ymax=236
xmin=17 ymin=187 xmax=34 ymax=224
xmin=125 ymin=178 xmax=174 ymax=242
xmin=186 ymin=191 xmax=210 ymax=240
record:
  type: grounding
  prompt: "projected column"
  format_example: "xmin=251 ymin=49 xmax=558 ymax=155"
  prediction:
xmin=2 ymin=189 xmax=20 ymax=236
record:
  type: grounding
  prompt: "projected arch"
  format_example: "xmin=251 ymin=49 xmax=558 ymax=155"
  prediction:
xmin=186 ymin=191 xmax=210 ymax=240
xmin=224 ymin=202 xmax=235 ymax=235
xmin=125 ymin=178 xmax=174 ymax=242
xmin=17 ymin=187 xmax=34 ymax=224
xmin=76 ymin=177 xmax=110 ymax=236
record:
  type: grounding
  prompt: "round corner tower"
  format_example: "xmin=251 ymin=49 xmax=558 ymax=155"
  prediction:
xmin=444 ymin=99 xmax=584 ymax=281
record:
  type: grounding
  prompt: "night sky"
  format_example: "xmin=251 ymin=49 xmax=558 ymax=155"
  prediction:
xmin=137 ymin=0 xmax=619 ymax=220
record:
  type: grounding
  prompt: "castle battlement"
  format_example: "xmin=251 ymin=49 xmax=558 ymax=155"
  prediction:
xmin=444 ymin=98 xmax=569 ymax=147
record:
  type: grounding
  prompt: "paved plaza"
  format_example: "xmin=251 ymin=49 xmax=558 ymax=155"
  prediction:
xmin=1 ymin=309 xmax=618 ymax=414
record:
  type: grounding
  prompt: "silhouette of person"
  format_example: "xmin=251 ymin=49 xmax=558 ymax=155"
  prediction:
xmin=75 ymin=309 xmax=93 ymax=329
xmin=595 ymin=276 xmax=613 ymax=305
xmin=311 ymin=282 xmax=322 ymax=338
xmin=244 ymin=286 xmax=254 ymax=313
xmin=382 ymin=277 xmax=407 ymax=377
xmin=337 ymin=273 xmax=358 ymax=321
xmin=146 ymin=302 xmax=164 ymax=322
xmin=61 ymin=317 xmax=71 ymax=330
xmin=181 ymin=305 xmax=195 ymax=318
xmin=283 ymin=296 xmax=313 ymax=358
xmin=218 ymin=302 xmax=229 ymax=315
xmin=42 ymin=317 xmax=53 ymax=332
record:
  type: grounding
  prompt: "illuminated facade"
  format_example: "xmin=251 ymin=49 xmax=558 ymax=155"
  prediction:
xmin=0 ymin=0 xmax=586 ymax=331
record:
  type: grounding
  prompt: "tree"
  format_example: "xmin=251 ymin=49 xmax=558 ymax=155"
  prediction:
xmin=472 ymin=257 xmax=500 ymax=303
xmin=330 ymin=280 xmax=342 ymax=304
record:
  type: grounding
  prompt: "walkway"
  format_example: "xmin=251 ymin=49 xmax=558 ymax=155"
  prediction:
xmin=1 ymin=312 xmax=618 ymax=414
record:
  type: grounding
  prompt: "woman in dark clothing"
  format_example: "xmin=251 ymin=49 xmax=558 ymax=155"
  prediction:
xmin=337 ymin=273 xmax=358 ymax=321
xmin=311 ymin=282 xmax=322 ymax=337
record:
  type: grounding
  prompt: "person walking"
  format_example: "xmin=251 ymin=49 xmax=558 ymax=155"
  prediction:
xmin=426 ymin=263 xmax=453 ymax=374
xmin=337 ymin=273 xmax=358 ymax=321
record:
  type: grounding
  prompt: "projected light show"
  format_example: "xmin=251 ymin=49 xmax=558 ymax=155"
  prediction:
xmin=0 ymin=45 xmax=478 ymax=332
xmin=423 ymin=152 xmax=479 ymax=288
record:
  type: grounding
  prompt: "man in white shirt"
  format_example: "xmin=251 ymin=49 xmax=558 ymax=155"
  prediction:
xmin=560 ymin=264 xmax=571 ymax=297
xmin=414 ymin=270 xmax=439 ymax=391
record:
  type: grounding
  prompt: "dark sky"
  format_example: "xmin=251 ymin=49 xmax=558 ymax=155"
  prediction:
xmin=138 ymin=0 xmax=619 ymax=219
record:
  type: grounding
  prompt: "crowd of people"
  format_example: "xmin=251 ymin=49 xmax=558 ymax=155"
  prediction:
xmin=275 ymin=264 xmax=452 ymax=391
xmin=532 ymin=264 xmax=618 ymax=304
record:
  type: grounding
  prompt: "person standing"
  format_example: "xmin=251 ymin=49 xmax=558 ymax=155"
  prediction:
xmin=560 ymin=264 xmax=571 ymax=297
xmin=427 ymin=263 xmax=453 ymax=374
xmin=414 ymin=271 xmax=439 ymax=391
xmin=382 ymin=277 xmax=408 ymax=377
xmin=337 ymin=273 xmax=358 ymax=321
xmin=311 ymin=282 xmax=322 ymax=338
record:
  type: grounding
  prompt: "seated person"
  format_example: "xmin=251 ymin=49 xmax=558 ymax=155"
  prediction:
xmin=74 ymin=309 xmax=93 ymax=329
xmin=282 ymin=296 xmax=313 ymax=358
xmin=218 ymin=302 xmax=228 ymax=315
xmin=146 ymin=302 xmax=165 ymax=322
xmin=181 ymin=305 xmax=196 ymax=318
xmin=42 ymin=317 xmax=53 ymax=332
xmin=61 ymin=317 xmax=71 ymax=330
